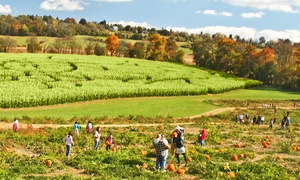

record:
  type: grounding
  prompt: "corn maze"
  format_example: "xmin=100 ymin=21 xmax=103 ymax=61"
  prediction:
xmin=0 ymin=53 xmax=262 ymax=108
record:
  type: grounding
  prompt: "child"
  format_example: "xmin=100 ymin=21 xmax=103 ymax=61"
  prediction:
xmin=198 ymin=129 xmax=207 ymax=146
xmin=73 ymin=122 xmax=80 ymax=135
xmin=86 ymin=121 xmax=92 ymax=133
xmin=13 ymin=118 xmax=19 ymax=133
xmin=105 ymin=131 xmax=113 ymax=151
xmin=94 ymin=127 xmax=101 ymax=150
xmin=63 ymin=131 xmax=74 ymax=157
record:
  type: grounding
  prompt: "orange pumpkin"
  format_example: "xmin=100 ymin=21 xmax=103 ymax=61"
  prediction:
xmin=167 ymin=164 xmax=175 ymax=171
xmin=187 ymin=156 xmax=192 ymax=162
xmin=240 ymin=154 xmax=245 ymax=158
xmin=231 ymin=155 xmax=238 ymax=161
xmin=45 ymin=159 xmax=52 ymax=166
xmin=142 ymin=163 xmax=148 ymax=169
xmin=105 ymin=140 xmax=111 ymax=146
xmin=177 ymin=168 xmax=185 ymax=174
xmin=219 ymin=149 xmax=224 ymax=153
xmin=189 ymin=150 xmax=195 ymax=154
xmin=227 ymin=171 xmax=235 ymax=178
xmin=112 ymin=147 xmax=117 ymax=152
xmin=172 ymin=131 xmax=178 ymax=138
xmin=219 ymin=141 xmax=223 ymax=145
xmin=276 ymin=156 xmax=282 ymax=160
xmin=262 ymin=142 xmax=268 ymax=148
xmin=141 ymin=150 xmax=148 ymax=155
xmin=234 ymin=143 xmax=241 ymax=148
xmin=205 ymin=155 xmax=210 ymax=160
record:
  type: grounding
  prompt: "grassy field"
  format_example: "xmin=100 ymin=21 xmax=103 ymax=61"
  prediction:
xmin=1 ymin=87 xmax=299 ymax=120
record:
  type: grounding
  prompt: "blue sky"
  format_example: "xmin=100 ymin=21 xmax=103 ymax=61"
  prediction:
xmin=1 ymin=0 xmax=300 ymax=42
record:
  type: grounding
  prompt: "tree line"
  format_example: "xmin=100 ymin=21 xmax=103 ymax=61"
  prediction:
xmin=192 ymin=33 xmax=300 ymax=90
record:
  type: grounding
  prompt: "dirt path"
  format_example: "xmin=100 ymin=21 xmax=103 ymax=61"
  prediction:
xmin=0 ymin=107 xmax=236 ymax=129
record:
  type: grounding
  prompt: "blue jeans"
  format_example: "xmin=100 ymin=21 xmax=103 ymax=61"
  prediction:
xmin=156 ymin=155 xmax=165 ymax=170
xmin=66 ymin=145 xmax=71 ymax=157
xmin=94 ymin=140 xmax=99 ymax=150
xmin=163 ymin=150 xmax=168 ymax=169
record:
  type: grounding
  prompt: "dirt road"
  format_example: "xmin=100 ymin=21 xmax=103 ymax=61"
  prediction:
xmin=0 ymin=107 xmax=235 ymax=129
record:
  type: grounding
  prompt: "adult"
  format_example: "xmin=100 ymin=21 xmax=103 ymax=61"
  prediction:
xmin=170 ymin=126 xmax=184 ymax=156
xmin=252 ymin=115 xmax=257 ymax=124
xmin=86 ymin=121 xmax=93 ymax=133
xmin=73 ymin=122 xmax=80 ymax=135
xmin=13 ymin=118 xmax=19 ymax=133
xmin=261 ymin=116 xmax=265 ymax=124
xmin=286 ymin=115 xmax=290 ymax=128
xmin=161 ymin=134 xmax=169 ymax=170
xmin=245 ymin=114 xmax=250 ymax=121
xmin=105 ymin=131 xmax=113 ymax=151
xmin=175 ymin=130 xmax=188 ymax=165
xmin=257 ymin=115 xmax=261 ymax=125
xmin=239 ymin=114 xmax=243 ymax=124
xmin=153 ymin=134 xmax=162 ymax=169
xmin=63 ymin=131 xmax=74 ymax=158
xmin=94 ymin=127 xmax=101 ymax=150
xmin=198 ymin=129 xmax=207 ymax=146
xmin=154 ymin=134 xmax=169 ymax=172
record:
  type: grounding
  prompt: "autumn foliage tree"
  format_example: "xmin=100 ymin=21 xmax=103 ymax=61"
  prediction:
xmin=105 ymin=35 xmax=119 ymax=56
xmin=147 ymin=34 xmax=166 ymax=61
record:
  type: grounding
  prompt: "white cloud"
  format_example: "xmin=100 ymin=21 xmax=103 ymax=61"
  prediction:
xmin=257 ymin=29 xmax=300 ymax=42
xmin=220 ymin=12 xmax=233 ymax=17
xmin=40 ymin=0 xmax=85 ymax=11
xmin=221 ymin=0 xmax=300 ymax=13
xmin=241 ymin=12 xmax=265 ymax=18
xmin=167 ymin=25 xmax=300 ymax=42
xmin=0 ymin=4 xmax=12 ymax=14
xmin=109 ymin=20 xmax=151 ymax=28
xmin=202 ymin=9 xmax=217 ymax=15
xmin=94 ymin=0 xmax=132 ymax=2
xmin=108 ymin=20 xmax=300 ymax=42
xmin=196 ymin=9 xmax=233 ymax=16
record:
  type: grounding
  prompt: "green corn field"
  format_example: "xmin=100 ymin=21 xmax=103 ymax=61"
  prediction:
xmin=0 ymin=53 xmax=262 ymax=108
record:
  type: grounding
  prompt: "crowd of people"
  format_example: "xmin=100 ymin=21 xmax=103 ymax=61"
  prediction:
xmin=236 ymin=110 xmax=291 ymax=130
xmin=61 ymin=121 xmax=114 ymax=158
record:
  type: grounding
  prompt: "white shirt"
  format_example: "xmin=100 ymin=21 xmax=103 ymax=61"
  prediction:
xmin=63 ymin=135 xmax=74 ymax=146
xmin=94 ymin=131 xmax=101 ymax=141
xmin=13 ymin=120 xmax=19 ymax=127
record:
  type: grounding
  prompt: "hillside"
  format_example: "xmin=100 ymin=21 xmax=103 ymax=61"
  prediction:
xmin=0 ymin=53 xmax=261 ymax=108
